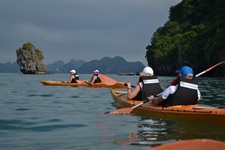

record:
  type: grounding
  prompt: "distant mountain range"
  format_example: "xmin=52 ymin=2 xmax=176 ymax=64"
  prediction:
xmin=0 ymin=62 xmax=20 ymax=73
xmin=0 ymin=56 xmax=145 ymax=74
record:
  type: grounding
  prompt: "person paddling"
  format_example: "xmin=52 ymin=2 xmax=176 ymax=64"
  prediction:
xmin=148 ymin=66 xmax=201 ymax=106
xmin=126 ymin=66 xmax=163 ymax=100
xmin=69 ymin=69 xmax=79 ymax=83
xmin=90 ymin=70 xmax=102 ymax=84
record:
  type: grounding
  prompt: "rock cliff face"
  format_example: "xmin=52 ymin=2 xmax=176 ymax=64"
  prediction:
xmin=16 ymin=42 xmax=47 ymax=74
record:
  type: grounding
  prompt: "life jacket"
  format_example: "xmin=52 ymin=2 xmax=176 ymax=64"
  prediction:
xmin=75 ymin=73 xmax=79 ymax=80
xmin=161 ymin=76 xmax=198 ymax=107
xmin=91 ymin=74 xmax=102 ymax=83
xmin=71 ymin=74 xmax=78 ymax=83
xmin=133 ymin=75 xmax=163 ymax=100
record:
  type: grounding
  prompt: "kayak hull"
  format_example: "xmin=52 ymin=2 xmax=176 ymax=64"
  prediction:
xmin=110 ymin=89 xmax=225 ymax=126
xmin=40 ymin=80 xmax=127 ymax=88
xmin=40 ymin=80 xmax=80 ymax=86
xmin=151 ymin=139 xmax=225 ymax=150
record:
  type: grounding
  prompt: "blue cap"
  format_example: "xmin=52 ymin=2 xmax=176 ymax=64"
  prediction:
xmin=178 ymin=66 xmax=193 ymax=76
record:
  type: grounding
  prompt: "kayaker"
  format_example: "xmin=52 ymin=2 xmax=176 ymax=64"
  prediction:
xmin=169 ymin=65 xmax=189 ymax=86
xmin=148 ymin=66 xmax=201 ymax=106
xmin=90 ymin=70 xmax=102 ymax=84
xmin=126 ymin=66 xmax=163 ymax=100
xmin=169 ymin=72 xmax=180 ymax=86
xmin=69 ymin=69 xmax=79 ymax=83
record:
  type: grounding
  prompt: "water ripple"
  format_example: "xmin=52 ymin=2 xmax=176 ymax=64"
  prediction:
xmin=29 ymin=124 xmax=87 ymax=132
xmin=70 ymin=95 xmax=80 ymax=98
xmin=0 ymin=119 xmax=87 ymax=131
xmin=28 ymin=94 xmax=54 ymax=97
xmin=16 ymin=108 xmax=30 ymax=111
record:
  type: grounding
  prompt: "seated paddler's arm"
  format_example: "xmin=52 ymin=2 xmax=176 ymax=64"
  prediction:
xmin=90 ymin=76 xmax=96 ymax=84
xmin=69 ymin=75 xmax=73 ymax=83
xmin=127 ymin=84 xmax=140 ymax=100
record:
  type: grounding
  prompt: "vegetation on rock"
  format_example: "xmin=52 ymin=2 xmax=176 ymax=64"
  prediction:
xmin=146 ymin=0 xmax=225 ymax=76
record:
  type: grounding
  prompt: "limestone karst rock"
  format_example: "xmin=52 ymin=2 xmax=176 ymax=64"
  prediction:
xmin=16 ymin=42 xmax=47 ymax=74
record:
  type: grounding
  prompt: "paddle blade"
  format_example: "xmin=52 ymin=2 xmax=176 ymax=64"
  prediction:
xmin=108 ymin=107 xmax=134 ymax=115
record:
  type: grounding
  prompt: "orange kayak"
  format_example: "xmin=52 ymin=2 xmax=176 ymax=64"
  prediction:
xmin=151 ymin=139 xmax=225 ymax=150
xmin=40 ymin=80 xmax=127 ymax=88
xmin=40 ymin=74 xmax=128 ymax=88
xmin=40 ymin=80 xmax=84 ymax=87
xmin=40 ymin=73 xmax=128 ymax=88
xmin=110 ymin=89 xmax=225 ymax=126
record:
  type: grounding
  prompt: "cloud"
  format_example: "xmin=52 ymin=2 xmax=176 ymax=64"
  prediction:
xmin=0 ymin=0 xmax=182 ymax=65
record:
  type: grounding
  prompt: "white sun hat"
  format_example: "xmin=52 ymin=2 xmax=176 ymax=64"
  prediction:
xmin=142 ymin=67 xmax=154 ymax=75
xmin=70 ymin=69 xmax=76 ymax=73
xmin=93 ymin=70 xmax=99 ymax=73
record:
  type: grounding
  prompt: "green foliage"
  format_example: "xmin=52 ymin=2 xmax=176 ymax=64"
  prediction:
xmin=35 ymin=49 xmax=44 ymax=60
xmin=20 ymin=42 xmax=44 ymax=61
xmin=146 ymin=0 xmax=225 ymax=72
xmin=22 ymin=42 xmax=35 ymax=51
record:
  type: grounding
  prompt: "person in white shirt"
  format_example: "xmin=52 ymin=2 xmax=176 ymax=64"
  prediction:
xmin=148 ymin=66 xmax=201 ymax=106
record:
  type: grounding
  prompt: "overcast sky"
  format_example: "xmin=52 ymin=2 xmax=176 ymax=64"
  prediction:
xmin=0 ymin=0 xmax=182 ymax=65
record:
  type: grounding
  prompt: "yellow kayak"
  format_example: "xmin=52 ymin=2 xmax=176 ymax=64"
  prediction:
xmin=110 ymin=88 xmax=225 ymax=126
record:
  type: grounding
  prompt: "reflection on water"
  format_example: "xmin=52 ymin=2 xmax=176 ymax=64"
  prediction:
xmin=117 ymin=116 xmax=225 ymax=148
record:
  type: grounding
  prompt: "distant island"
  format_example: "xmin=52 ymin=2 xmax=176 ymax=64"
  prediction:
xmin=0 ymin=42 xmax=145 ymax=74
xmin=0 ymin=56 xmax=145 ymax=74
xmin=16 ymin=42 xmax=47 ymax=74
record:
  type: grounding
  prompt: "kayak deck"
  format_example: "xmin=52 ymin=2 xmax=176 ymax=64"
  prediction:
xmin=110 ymin=88 xmax=225 ymax=126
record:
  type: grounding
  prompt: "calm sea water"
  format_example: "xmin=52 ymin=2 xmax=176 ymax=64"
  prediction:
xmin=0 ymin=73 xmax=225 ymax=150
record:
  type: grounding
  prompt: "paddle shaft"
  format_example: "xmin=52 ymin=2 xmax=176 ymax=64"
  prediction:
xmin=132 ymin=100 xmax=149 ymax=109
xmin=195 ymin=61 xmax=225 ymax=77
xmin=131 ymin=85 xmax=136 ymax=88
xmin=123 ymin=83 xmax=135 ymax=88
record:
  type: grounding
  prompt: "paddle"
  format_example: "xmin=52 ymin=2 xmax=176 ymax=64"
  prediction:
xmin=195 ymin=60 xmax=225 ymax=77
xmin=123 ymin=83 xmax=136 ymax=88
xmin=108 ymin=100 xmax=149 ymax=114
xmin=108 ymin=60 xmax=225 ymax=115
